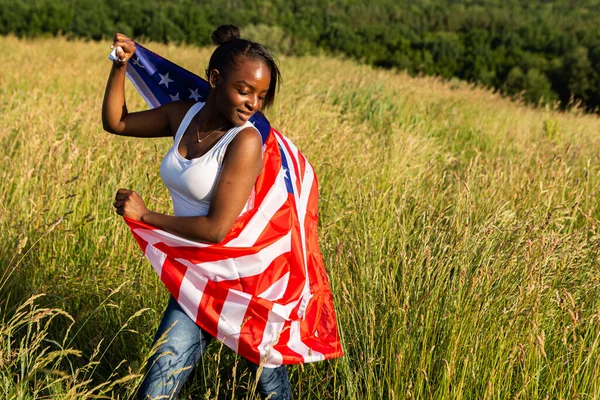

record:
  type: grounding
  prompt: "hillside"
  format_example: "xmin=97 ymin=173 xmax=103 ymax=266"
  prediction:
xmin=1 ymin=36 xmax=600 ymax=398
xmin=2 ymin=0 xmax=600 ymax=110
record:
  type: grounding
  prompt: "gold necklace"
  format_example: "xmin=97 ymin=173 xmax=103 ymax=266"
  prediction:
xmin=196 ymin=115 xmax=224 ymax=143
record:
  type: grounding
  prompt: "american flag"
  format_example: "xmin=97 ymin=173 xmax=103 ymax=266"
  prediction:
xmin=113 ymin=43 xmax=343 ymax=366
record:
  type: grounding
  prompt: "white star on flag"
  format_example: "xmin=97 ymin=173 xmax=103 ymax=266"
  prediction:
xmin=169 ymin=92 xmax=181 ymax=101
xmin=133 ymin=57 xmax=145 ymax=69
xmin=189 ymin=88 xmax=201 ymax=101
xmin=158 ymin=72 xmax=174 ymax=88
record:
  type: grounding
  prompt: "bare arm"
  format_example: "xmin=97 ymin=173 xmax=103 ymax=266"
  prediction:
xmin=102 ymin=33 xmax=186 ymax=138
xmin=114 ymin=128 xmax=263 ymax=243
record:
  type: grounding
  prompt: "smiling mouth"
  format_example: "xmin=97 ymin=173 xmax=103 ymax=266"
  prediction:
xmin=237 ymin=110 xmax=253 ymax=119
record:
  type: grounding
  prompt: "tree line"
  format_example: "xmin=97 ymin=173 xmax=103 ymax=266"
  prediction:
xmin=3 ymin=0 xmax=599 ymax=111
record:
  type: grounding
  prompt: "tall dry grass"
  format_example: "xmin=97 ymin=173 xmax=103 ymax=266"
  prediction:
xmin=1 ymin=35 xmax=600 ymax=398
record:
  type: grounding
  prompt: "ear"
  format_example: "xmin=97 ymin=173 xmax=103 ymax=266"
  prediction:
xmin=208 ymin=69 xmax=220 ymax=89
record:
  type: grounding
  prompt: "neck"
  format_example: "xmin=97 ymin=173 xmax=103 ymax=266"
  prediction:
xmin=199 ymin=94 xmax=233 ymax=132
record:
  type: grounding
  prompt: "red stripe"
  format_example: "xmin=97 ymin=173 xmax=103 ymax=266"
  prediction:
xmin=250 ymin=194 xmax=293 ymax=245
xmin=236 ymin=298 xmax=271 ymax=365
xmin=234 ymin=252 xmax=292 ymax=296
xmin=160 ymin=257 xmax=187 ymax=301
xmin=195 ymin=280 xmax=226 ymax=338
xmin=299 ymin=292 xmax=341 ymax=356
xmin=151 ymin=240 xmax=260 ymax=264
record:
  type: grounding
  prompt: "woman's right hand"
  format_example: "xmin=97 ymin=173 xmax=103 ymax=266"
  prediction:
xmin=112 ymin=33 xmax=136 ymax=64
xmin=103 ymin=32 xmax=179 ymax=138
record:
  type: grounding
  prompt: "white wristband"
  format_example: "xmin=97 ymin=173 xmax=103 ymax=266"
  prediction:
xmin=108 ymin=47 xmax=127 ymax=63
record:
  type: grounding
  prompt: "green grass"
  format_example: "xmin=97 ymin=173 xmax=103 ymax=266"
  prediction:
xmin=1 ymin=35 xmax=600 ymax=399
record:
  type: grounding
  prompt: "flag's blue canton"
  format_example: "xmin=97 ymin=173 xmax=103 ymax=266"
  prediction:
xmin=131 ymin=43 xmax=271 ymax=145
xmin=279 ymin=144 xmax=295 ymax=194
xmin=133 ymin=45 xmax=210 ymax=104
xmin=250 ymin=113 xmax=271 ymax=144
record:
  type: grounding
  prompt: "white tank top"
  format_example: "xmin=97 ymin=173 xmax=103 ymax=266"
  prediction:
xmin=160 ymin=102 xmax=257 ymax=217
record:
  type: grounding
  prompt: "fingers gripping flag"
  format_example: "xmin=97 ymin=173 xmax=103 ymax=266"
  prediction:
xmin=116 ymin=43 xmax=343 ymax=366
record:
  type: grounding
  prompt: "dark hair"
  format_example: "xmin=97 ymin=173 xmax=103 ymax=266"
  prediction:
xmin=206 ymin=25 xmax=281 ymax=109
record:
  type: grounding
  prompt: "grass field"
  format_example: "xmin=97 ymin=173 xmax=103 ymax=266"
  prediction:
xmin=2 ymin=35 xmax=600 ymax=399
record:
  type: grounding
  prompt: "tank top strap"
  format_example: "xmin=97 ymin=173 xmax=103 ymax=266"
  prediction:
xmin=214 ymin=122 xmax=258 ymax=162
xmin=174 ymin=102 xmax=205 ymax=142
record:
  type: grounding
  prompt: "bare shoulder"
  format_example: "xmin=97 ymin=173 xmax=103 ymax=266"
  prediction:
xmin=229 ymin=126 xmax=262 ymax=151
xmin=223 ymin=126 xmax=263 ymax=167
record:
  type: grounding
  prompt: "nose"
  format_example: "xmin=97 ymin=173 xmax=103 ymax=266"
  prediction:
xmin=246 ymin=94 xmax=258 ymax=111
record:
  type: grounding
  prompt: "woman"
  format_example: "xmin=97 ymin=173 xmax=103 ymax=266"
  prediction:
xmin=102 ymin=25 xmax=290 ymax=399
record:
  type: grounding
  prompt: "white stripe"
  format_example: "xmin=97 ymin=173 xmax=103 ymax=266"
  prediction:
xmin=258 ymin=272 xmax=290 ymax=301
xmin=297 ymin=158 xmax=314 ymax=224
xmin=133 ymin=228 xmax=163 ymax=246
xmin=134 ymin=50 xmax=156 ymax=75
xmin=262 ymin=348 xmax=284 ymax=368
xmin=175 ymin=230 xmax=291 ymax=282
xmin=177 ymin=269 xmax=207 ymax=322
xmin=144 ymin=243 xmax=166 ymax=276
xmin=288 ymin=321 xmax=324 ymax=363
xmin=257 ymin=311 xmax=285 ymax=368
xmin=271 ymin=301 xmax=297 ymax=320
xmin=225 ymin=168 xmax=289 ymax=247
xmin=217 ymin=289 xmax=251 ymax=351
xmin=132 ymin=227 xmax=210 ymax=249
xmin=126 ymin=67 xmax=160 ymax=108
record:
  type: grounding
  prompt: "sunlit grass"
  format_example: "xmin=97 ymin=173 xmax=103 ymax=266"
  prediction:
xmin=2 ymin=35 xmax=600 ymax=398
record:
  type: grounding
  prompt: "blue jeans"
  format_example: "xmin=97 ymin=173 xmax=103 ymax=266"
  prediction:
xmin=137 ymin=296 xmax=291 ymax=399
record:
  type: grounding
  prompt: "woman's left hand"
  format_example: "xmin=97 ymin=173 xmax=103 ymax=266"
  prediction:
xmin=113 ymin=188 xmax=149 ymax=221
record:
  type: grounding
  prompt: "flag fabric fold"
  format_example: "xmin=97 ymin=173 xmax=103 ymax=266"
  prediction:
xmin=118 ymin=43 xmax=343 ymax=367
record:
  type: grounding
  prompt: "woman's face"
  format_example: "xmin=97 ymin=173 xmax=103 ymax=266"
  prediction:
xmin=211 ymin=58 xmax=271 ymax=126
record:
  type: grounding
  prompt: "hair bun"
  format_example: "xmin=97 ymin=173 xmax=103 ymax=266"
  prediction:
xmin=211 ymin=25 xmax=241 ymax=46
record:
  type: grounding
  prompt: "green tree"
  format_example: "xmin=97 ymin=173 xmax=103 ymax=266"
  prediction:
xmin=69 ymin=0 xmax=113 ymax=40
xmin=505 ymin=66 xmax=526 ymax=96
xmin=425 ymin=31 xmax=465 ymax=78
xmin=524 ymin=68 xmax=556 ymax=105
xmin=563 ymin=46 xmax=594 ymax=103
